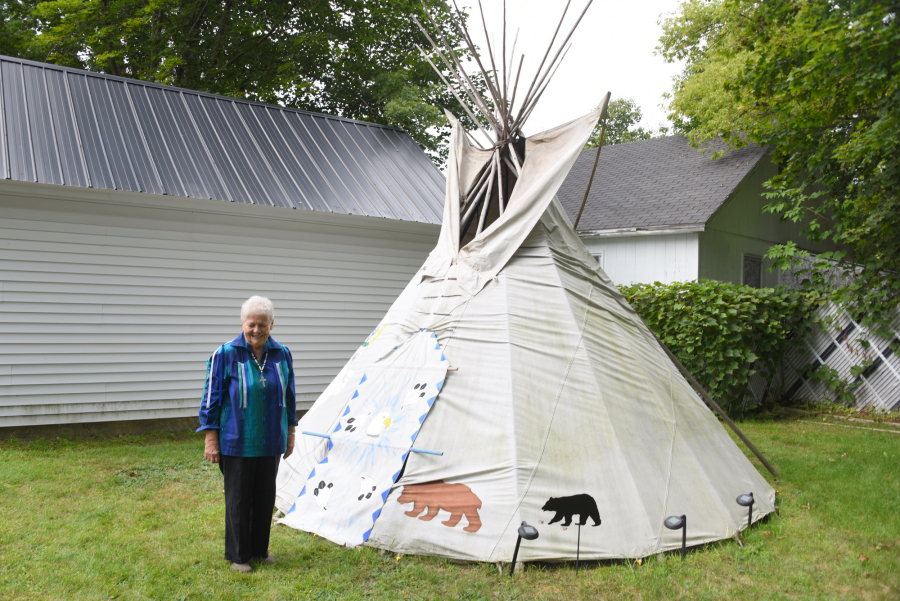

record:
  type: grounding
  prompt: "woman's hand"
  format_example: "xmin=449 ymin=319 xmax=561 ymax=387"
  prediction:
xmin=204 ymin=430 xmax=221 ymax=463
xmin=284 ymin=431 xmax=296 ymax=459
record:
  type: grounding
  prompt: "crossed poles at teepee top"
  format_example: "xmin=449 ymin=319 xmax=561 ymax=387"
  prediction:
xmin=414 ymin=0 xmax=597 ymax=242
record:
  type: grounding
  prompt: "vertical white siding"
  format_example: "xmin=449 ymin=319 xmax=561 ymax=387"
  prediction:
xmin=0 ymin=181 xmax=438 ymax=427
xmin=580 ymin=233 xmax=699 ymax=286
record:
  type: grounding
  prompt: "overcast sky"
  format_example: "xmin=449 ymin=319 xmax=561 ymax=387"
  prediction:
xmin=454 ymin=0 xmax=686 ymax=137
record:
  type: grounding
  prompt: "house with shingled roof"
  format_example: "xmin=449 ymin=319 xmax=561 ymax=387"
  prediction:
xmin=556 ymin=135 xmax=839 ymax=287
xmin=557 ymin=137 xmax=900 ymax=413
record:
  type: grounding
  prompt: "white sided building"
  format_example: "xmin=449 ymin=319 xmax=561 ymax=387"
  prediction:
xmin=556 ymin=136 xmax=838 ymax=288
xmin=557 ymin=137 xmax=899 ymax=412
xmin=0 ymin=56 xmax=444 ymax=431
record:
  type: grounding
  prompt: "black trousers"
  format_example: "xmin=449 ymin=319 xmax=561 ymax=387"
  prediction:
xmin=218 ymin=454 xmax=280 ymax=564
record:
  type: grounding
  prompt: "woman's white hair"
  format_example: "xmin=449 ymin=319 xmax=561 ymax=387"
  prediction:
xmin=241 ymin=296 xmax=275 ymax=323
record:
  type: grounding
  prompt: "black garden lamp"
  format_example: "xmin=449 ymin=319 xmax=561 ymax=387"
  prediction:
xmin=736 ymin=492 xmax=754 ymax=529
xmin=664 ymin=515 xmax=687 ymax=560
xmin=509 ymin=522 xmax=539 ymax=576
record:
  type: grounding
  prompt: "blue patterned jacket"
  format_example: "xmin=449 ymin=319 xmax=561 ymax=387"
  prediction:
xmin=197 ymin=333 xmax=298 ymax=457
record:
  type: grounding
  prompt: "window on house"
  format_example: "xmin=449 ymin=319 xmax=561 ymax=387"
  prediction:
xmin=743 ymin=255 xmax=762 ymax=288
xmin=592 ymin=253 xmax=603 ymax=269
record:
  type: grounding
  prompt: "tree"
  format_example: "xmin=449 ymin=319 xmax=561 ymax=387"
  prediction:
xmin=0 ymin=1 xmax=43 ymax=59
xmin=586 ymin=98 xmax=657 ymax=148
xmin=658 ymin=0 xmax=900 ymax=341
xmin=1 ymin=0 xmax=477 ymax=162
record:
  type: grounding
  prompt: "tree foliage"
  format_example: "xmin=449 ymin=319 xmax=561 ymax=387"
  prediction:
xmin=586 ymin=97 xmax=658 ymax=147
xmin=0 ymin=1 xmax=41 ymax=58
xmin=620 ymin=280 xmax=813 ymax=417
xmin=0 ymin=0 xmax=477 ymax=162
xmin=658 ymin=0 xmax=900 ymax=339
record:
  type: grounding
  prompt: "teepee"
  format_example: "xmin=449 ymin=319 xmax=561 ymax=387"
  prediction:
xmin=274 ymin=0 xmax=776 ymax=562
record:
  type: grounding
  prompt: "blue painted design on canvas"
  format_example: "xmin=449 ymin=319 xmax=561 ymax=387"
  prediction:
xmin=279 ymin=330 xmax=449 ymax=548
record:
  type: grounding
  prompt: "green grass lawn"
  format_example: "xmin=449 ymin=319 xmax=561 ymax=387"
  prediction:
xmin=1 ymin=416 xmax=898 ymax=601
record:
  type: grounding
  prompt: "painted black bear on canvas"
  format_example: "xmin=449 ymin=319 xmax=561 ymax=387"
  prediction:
xmin=541 ymin=494 xmax=601 ymax=527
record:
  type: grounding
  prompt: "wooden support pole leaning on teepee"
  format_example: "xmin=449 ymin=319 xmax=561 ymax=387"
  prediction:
xmin=573 ymin=91 xmax=611 ymax=230
xmin=650 ymin=331 xmax=782 ymax=478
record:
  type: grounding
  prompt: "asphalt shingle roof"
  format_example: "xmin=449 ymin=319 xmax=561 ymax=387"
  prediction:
xmin=0 ymin=55 xmax=445 ymax=223
xmin=556 ymin=135 xmax=768 ymax=232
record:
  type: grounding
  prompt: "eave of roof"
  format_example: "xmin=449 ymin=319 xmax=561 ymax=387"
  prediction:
xmin=557 ymin=135 xmax=768 ymax=233
xmin=576 ymin=223 xmax=707 ymax=238
xmin=0 ymin=55 xmax=445 ymax=224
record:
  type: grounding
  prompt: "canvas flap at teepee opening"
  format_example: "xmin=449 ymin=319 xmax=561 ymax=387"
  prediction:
xmin=422 ymin=107 xmax=602 ymax=297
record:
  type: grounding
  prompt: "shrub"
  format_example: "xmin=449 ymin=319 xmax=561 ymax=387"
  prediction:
xmin=619 ymin=279 xmax=813 ymax=418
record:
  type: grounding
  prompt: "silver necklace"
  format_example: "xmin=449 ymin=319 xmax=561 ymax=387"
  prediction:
xmin=252 ymin=350 xmax=268 ymax=384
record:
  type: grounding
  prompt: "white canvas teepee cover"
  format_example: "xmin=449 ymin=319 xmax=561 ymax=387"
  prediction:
xmin=276 ymin=108 xmax=776 ymax=561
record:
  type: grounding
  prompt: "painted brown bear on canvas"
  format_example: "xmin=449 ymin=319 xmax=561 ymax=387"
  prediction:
xmin=397 ymin=480 xmax=482 ymax=533
xmin=542 ymin=494 xmax=601 ymax=527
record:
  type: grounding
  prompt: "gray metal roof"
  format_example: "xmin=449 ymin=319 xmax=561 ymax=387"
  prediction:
xmin=556 ymin=135 xmax=768 ymax=232
xmin=0 ymin=56 xmax=445 ymax=223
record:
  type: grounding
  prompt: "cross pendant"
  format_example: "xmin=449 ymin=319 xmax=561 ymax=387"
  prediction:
xmin=260 ymin=376 xmax=266 ymax=385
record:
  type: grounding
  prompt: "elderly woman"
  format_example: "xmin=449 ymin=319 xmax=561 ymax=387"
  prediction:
xmin=198 ymin=296 xmax=297 ymax=573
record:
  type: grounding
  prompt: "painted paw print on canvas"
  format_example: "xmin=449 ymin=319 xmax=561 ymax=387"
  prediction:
xmin=357 ymin=476 xmax=377 ymax=501
xmin=313 ymin=480 xmax=334 ymax=509
xmin=344 ymin=410 xmax=371 ymax=433
xmin=401 ymin=382 xmax=429 ymax=409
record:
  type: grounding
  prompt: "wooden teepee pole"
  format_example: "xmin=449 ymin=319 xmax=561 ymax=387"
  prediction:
xmin=415 ymin=44 xmax=494 ymax=143
xmin=512 ymin=44 xmax=571 ymax=130
xmin=651 ymin=331 xmax=781 ymax=478
xmin=446 ymin=0 xmax=505 ymax=131
xmin=475 ymin=0 xmax=505 ymax=122
xmin=515 ymin=0 xmax=573 ymax=121
xmin=414 ymin=12 xmax=500 ymax=135
xmin=507 ymin=53 xmax=524 ymax=119
xmin=573 ymin=92 xmax=611 ymax=230
xmin=462 ymin=160 xmax=493 ymax=208
xmin=521 ymin=0 xmax=593 ymax=111
xmin=501 ymin=0 xmax=508 ymax=113
xmin=496 ymin=150 xmax=506 ymax=214
xmin=475 ymin=155 xmax=497 ymax=234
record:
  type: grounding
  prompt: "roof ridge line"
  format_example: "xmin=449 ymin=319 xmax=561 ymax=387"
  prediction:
xmin=0 ymin=54 xmax=405 ymax=133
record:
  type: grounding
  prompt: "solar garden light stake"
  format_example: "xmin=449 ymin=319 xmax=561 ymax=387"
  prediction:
xmin=575 ymin=523 xmax=582 ymax=575
xmin=509 ymin=521 xmax=539 ymax=576
xmin=664 ymin=515 xmax=687 ymax=560
xmin=736 ymin=492 xmax=754 ymax=529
